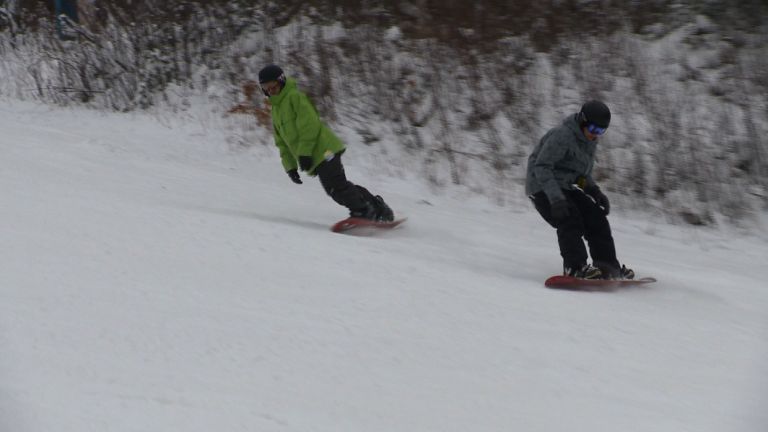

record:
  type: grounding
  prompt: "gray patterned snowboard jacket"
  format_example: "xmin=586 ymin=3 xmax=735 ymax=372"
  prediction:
xmin=525 ymin=114 xmax=599 ymax=204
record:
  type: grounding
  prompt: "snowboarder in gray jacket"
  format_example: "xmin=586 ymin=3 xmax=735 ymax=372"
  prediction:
xmin=526 ymin=100 xmax=633 ymax=280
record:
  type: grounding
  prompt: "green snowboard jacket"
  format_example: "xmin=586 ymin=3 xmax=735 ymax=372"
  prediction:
xmin=268 ymin=78 xmax=345 ymax=175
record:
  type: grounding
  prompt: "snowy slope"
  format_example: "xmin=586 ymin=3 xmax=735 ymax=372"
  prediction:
xmin=1 ymin=101 xmax=767 ymax=432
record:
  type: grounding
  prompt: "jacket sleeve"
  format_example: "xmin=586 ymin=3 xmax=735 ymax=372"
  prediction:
xmin=531 ymin=132 xmax=568 ymax=204
xmin=289 ymin=92 xmax=321 ymax=157
xmin=275 ymin=133 xmax=297 ymax=172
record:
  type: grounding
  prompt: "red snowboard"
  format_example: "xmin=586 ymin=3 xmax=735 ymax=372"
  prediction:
xmin=544 ymin=275 xmax=657 ymax=292
xmin=330 ymin=217 xmax=407 ymax=234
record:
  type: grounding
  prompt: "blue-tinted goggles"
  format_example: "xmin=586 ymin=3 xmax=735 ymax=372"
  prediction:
xmin=586 ymin=124 xmax=607 ymax=135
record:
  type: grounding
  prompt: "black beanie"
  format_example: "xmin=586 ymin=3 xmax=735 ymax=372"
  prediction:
xmin=258 ymin=64 xmax=285 ymax=84
xmin=579 ymin=100 xmax=611 ymax=128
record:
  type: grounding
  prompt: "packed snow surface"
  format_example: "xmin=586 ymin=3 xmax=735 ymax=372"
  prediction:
xmin=1 ymin=101 xmax=766 ymax=432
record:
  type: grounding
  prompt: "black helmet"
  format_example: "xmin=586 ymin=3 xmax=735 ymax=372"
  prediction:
xmin=258 ymin=64 xmax=285 ymax=84
xmin=579 ymin=100 xmax=611 ymax=128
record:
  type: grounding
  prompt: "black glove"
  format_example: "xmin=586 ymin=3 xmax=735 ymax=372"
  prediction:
xmin=287 ymin=169 xmax=302 ymax=184
xmin=586 ymin=186 xmax=610 ymax=215
xmin=298 ymin=156 xmax=313 ymax=172
xmin=550 ymin=199 xmax=570 ymax=222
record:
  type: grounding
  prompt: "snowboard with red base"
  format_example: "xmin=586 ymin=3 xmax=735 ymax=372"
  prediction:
xmin=330 ymin=217 xmax=406 ymax=234
xmin=544 ymin=275 xmax=657 ymax=292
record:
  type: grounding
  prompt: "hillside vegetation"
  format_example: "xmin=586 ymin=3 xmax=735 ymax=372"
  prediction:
xmin=1 ymin=1 xmax=766 ymax=225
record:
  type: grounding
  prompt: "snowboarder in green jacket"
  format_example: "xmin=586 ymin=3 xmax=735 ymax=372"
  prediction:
xmin=258 ymin=64 xmax=394 ymax=222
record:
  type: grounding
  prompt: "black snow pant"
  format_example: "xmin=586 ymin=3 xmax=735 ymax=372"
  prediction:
xmin=530 ymin=190 xmax=621 ymax=275
xmin=315 ymin=153 xmax=375 ymax=212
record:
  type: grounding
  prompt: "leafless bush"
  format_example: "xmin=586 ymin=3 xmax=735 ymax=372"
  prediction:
xmin=1 ymin=0 xmax=767 ymax=225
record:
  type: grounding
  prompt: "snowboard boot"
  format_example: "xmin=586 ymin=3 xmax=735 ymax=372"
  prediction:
xmin=348 ymin=195 xmax=394 ymax=222
xmin=619 ymin=264 xmax=635 ymax=280
xmin=564 ymin=263 xmax=602 ymax=279
xmin=349 ymin=201 xmax=377 ymax=220
xmin=600 ymin=264 xmax=635 ymax=280
xmin=371 ymin=195 xmax=394 ymax=222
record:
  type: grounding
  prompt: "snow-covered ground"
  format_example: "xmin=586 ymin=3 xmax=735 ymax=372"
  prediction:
xmin=1 ymin=100 xmax=767 ymax=432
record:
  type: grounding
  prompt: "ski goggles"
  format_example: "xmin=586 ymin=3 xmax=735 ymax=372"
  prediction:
xmin=586 ymin=123 xmax=607 ymax=135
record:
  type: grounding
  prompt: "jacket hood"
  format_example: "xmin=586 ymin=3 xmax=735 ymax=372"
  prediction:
xmin=564 ymin=113 xmax=589 ymax=143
